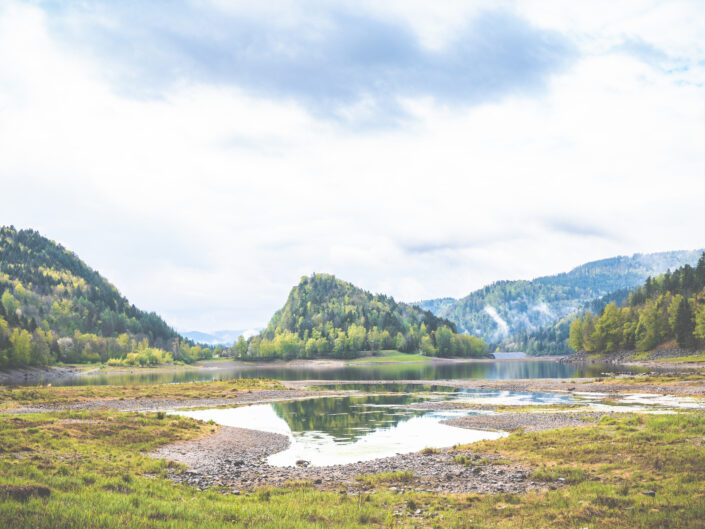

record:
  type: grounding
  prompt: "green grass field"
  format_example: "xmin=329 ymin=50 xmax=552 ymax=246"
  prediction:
xmin=346 ymin=350 xmax=432 ymax=364
xmin=1 ymin=403 xmax=704 ymax=528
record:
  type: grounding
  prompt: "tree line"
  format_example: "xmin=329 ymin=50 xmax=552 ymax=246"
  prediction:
xmin=232 ymin=274 xmax=487 ymax=360
xmin=0 ymin=227 xmax=206 ymax=368
xmin=569 ymin=253 xmax=705 ymax=353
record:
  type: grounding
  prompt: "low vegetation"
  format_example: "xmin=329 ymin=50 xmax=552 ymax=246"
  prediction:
xmin=0 ymin=406 xmax=703 ymax=528
xmin=0 ymin=378 xmax=284 ymax=408
xmin=346 ymin=351 xmax=432 ymax=364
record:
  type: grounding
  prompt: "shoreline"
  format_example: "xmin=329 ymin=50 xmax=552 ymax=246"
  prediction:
xmin=0 ymin=355 xmax=565 ymax=386
xmin=150 ymin=415 xmax=594 ymax=494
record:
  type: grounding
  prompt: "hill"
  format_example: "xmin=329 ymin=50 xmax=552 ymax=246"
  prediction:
xmin=568 ymin=253 xmax=705 ymax=354
xmin=245 ymin=273 xmax=487 ymax=360
xmin=0 ymin=226 xmax=203 ymax=368
xmin=415 ymin=250 xmax=704 ymax=347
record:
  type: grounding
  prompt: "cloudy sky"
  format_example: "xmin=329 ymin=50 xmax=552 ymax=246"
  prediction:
xmin=2 ymin=1 xmax=704 ymax=333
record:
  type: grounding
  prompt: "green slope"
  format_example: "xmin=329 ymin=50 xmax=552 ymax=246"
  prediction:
xmin=248 ymin=273 xmax=487 ymax=359
xmin=0 ymin=226 xmax=197 ymax=367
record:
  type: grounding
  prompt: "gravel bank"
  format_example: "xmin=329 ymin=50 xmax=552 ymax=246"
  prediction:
xmin=150 ymin=412 xmax=594 ymax=494
xmin=442 ymin=412 xmax=604 ymax=432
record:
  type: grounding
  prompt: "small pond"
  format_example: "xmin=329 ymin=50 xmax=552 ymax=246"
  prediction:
xmin=175 ymin=389 xmax=575 ymax=467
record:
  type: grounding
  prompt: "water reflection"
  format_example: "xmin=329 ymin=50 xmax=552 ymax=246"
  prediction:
xmin=46 ymin=360 xmax=648 ymax=386
xmin=177 ymin=393 xmax=507 ymax=466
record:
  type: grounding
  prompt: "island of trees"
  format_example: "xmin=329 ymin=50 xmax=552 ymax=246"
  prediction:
xmin=568 ymin=253 xmax=705 ymax=353
xmin=232 ymin=274 xmax=488 ymax=360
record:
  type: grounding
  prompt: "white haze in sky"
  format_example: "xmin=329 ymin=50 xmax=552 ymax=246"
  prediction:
xmin=1 ymin=1 xmax=705 ymax=332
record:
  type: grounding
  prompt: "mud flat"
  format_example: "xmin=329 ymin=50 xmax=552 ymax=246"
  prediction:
xmin=2 ymin=389 xmax=353 ymax=414
xmin=285 ymin=375 xmax=705 ymax=395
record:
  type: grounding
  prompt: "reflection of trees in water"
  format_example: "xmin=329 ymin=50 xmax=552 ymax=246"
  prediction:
xmin=311 ymin=383 xmax=458 ymax=393
xmin=271 ymin=395 xmax=425 ymax=441
xmin=61 ymin=360 xmax=646 ymax=387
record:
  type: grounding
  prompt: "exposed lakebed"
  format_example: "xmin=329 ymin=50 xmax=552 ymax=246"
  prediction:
xmin=174 ymin=389 xmax=575 ymax=467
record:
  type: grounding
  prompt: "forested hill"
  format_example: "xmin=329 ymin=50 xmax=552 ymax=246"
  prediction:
xmin=246 ymin=274 xmax=487 ymax=359
xmin=0 ymin=227 xmax=200 ymax=368
xmin=569 ymin=253 xmax=705 ymax=354
xmin=415 ymin=250 xmax=704 ymax=344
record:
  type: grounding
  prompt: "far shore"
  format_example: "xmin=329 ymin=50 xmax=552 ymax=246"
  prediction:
xmin=2 ymin=350 xmax=703 ymax=387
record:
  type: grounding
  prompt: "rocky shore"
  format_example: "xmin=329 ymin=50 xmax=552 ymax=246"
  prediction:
xmin=0 ymin=365 xmax=82 ymax=386
xmin=150 ymin=412 xmax=596 ymax=495
xmin=442 ymin=412 xmax=604 ymax=432
xmin=561 ymin=349 xmax=705 ymax=368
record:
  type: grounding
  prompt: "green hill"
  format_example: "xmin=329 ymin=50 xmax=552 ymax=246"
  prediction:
xmin=0 ymin=226 xmax=203 ymax=368
xmin=569 ymin=253 xmax=705 ymax=354
xmin=416 ymin=250 xmax=704 ymax=347
xmin=245 ymin=273 xmax=487 ymax=360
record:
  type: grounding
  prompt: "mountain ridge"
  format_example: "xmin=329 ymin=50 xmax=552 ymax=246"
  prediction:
xmin=415 ymin=249 xmax=704 ymax=346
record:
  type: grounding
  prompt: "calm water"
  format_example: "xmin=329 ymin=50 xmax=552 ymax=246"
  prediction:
xmin=176 ymin=389 xmax=575 ymax=466
xmin=50 ymin=360 xmax=647 ymax=386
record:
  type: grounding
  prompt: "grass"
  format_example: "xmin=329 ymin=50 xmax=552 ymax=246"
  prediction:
xmin=0 ymin=378 xmax=285 ymax=409
xmin=590 ymin=371 xmax=705 ymax=386
xmin=492 ymin=404 xmax=584 ymax=413
xmin=355 ymin=471 xmax=414 ymax=485
xmin=1 ymin=408 xmax=704 ymax=527
xmin=655 ymin=352 xmax=705 ymax=363
xmin=627 ymin=351 xmax=652 ymax=361
xmin=346 ymin=350 xmax=432 ymax=364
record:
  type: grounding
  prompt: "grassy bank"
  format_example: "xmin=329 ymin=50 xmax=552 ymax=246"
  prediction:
xmin=346 ymin=350 xmax=432 ymax=364
xmin=0 ymin=378 xmax=284 ymax=409
xmin=0 ymin=408 xmax=703 ymax=527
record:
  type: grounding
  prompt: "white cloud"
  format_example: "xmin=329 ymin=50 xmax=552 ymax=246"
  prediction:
xmin=1 ymin=1 xmax=704 ymax=332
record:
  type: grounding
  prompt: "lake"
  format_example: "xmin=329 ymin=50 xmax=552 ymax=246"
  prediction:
xmin=51 ymin=359 xmax=647 ymax=386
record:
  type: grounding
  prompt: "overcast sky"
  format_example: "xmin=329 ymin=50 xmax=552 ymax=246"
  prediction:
xmin=2 ymin=1 xmax=704 ymax=333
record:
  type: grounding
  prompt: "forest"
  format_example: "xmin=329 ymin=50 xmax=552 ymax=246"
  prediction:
xmin=569 ymin=253 xmax=705 ymax=353
xmin=237 ymin=274 xmax=488 ymax=360
xmin=0 ymin=227 xmax=208 ymax=368
xmin=417 ymin=249 xmax=702 ymax=343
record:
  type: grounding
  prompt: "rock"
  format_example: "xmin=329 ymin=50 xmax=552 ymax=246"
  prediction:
xmin=295 ymin=460 xmax=310 ymax=467
xmin=643 ymin=490 xmax=656 ymax=497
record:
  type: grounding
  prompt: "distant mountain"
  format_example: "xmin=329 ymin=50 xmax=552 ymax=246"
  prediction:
xmin=248 ymin=273 xmax=487 ymax=359
xmin=0 ymin=226 xmax=195 ymax=367
xmin=182 ymin=329 xmax=259 ymax=346
xmin=415 ymin=250 xmax=704 ymax=346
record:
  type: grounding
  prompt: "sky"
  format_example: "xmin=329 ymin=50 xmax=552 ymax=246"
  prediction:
xmin=2 ymin=1 xmax=705 ymax=333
